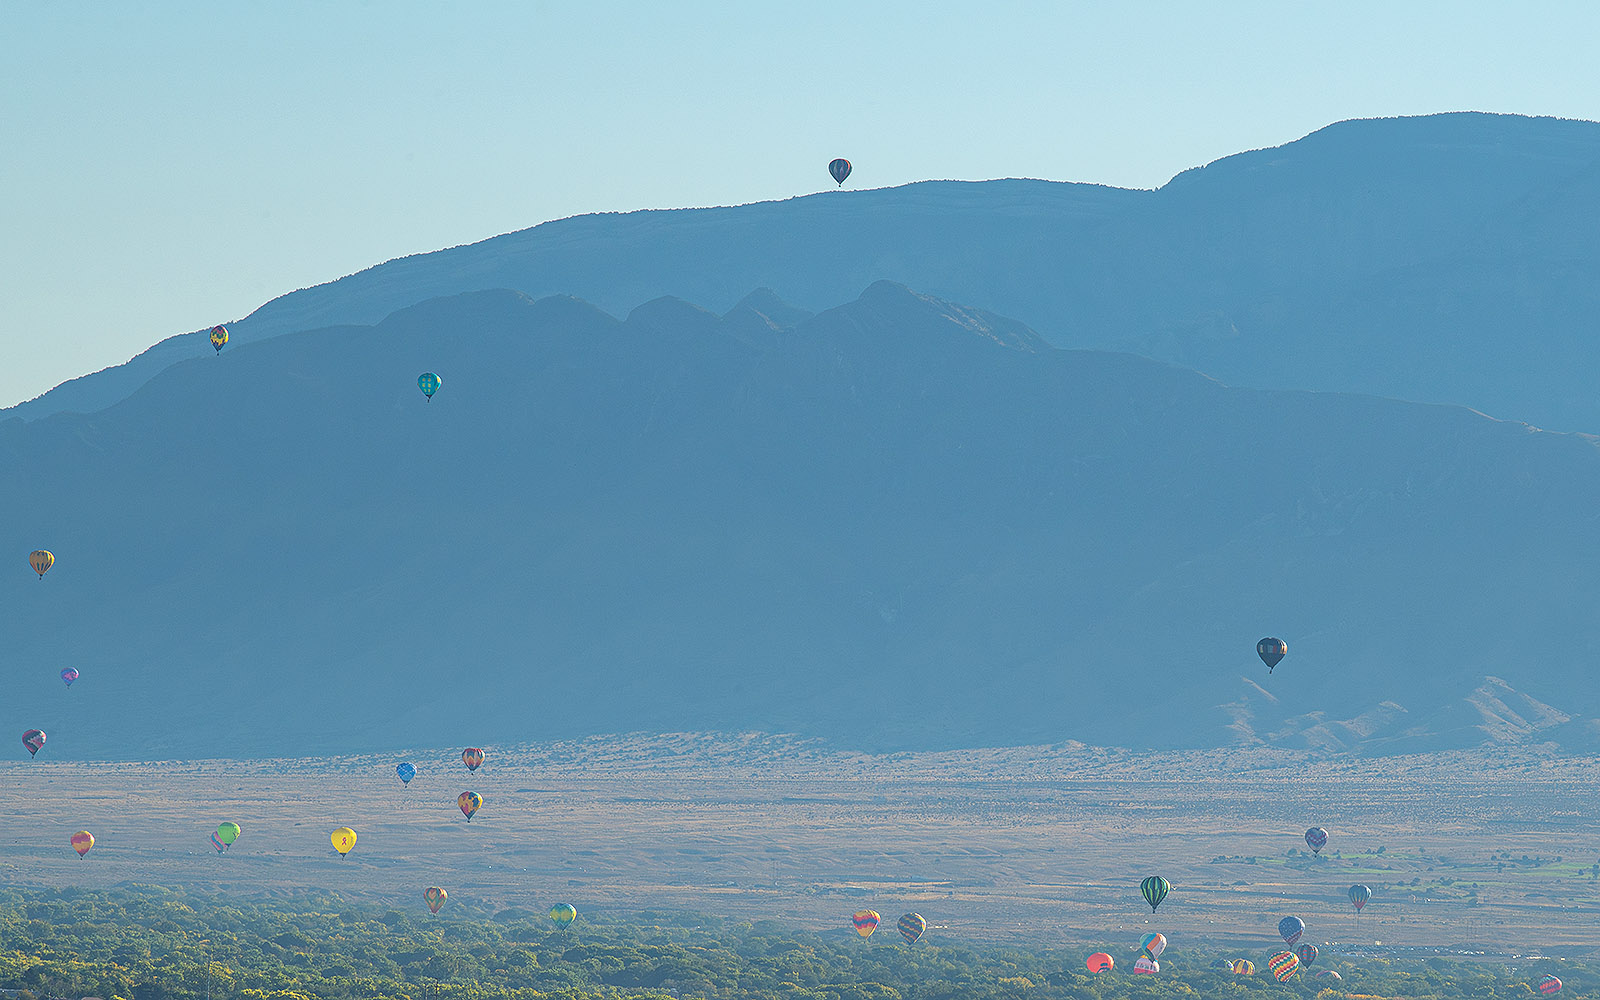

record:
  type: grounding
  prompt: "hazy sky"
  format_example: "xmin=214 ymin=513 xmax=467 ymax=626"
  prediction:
xmin=4 ymin=1 xmax=1599 ymax=408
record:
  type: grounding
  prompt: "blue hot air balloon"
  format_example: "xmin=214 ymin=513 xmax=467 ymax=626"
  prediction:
xmin=397 ymin=762 xmax=416 ymax=786
xmin=418 ymin=373 xmax=441 ymax=400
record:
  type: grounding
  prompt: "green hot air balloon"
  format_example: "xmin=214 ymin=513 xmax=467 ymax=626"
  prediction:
xmin=215 ymin=822 xmax=241 ymax=848
xmin=418 ymin=372 xmax=441 ymax=401
xmin=550 ymin=903 xmax=577 ymax=928
xmin=1140 ymin=876 xmax=1170 ymax=913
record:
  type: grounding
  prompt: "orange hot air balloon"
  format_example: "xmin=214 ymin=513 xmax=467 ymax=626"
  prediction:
xmin=458 ymin=791 xmax=482 ymax=821
xmin=1086 ymin=952 xmax=1114 ymax=973
xmin=29 ymin=550 xmax=53 ymax=578
xmin=424 ymin=887 xmax=447 ymax=914
xmin=463 ymin=748 xmax=484 ymax=771
xmin=70 ymin=831 xmax=94 ymax=858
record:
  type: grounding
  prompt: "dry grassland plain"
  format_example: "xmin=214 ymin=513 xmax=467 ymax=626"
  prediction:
xmin=2 ymin=735 xmax=1597 ymax=956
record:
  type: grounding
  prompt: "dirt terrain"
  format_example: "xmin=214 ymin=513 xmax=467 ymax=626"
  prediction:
xmin=3 ymin=734 xmax=1598 ymax=956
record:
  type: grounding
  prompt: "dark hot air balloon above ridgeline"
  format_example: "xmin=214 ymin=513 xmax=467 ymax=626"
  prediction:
xmin=1304 ymin=827 xmax=1328 ymax=854
xmin=425 ymin=887 xmax=447 ymax=914
xmin=898 ymin=913 xmax=925 ymax=944
xmin=210 ymin=326 xmax=228 ymax=354
xmin=829 ymin=158 xmax=852 ymax=186
xmin=22 ymin=730 xmax=45 ymax=758
xmin=1258 ymin=637 xmax=1287 ymax=672
xmin=1140 ymin=876 xmax=1170 ymax=912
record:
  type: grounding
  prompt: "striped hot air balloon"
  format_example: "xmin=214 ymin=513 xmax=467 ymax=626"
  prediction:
xmin=1140 ymin=876 xmax=1170 ymax=912
xmin=424 ymin=887 xmax=447 ymax=914
xmin=1278 ymin=916 xmax=1304 ymax=946
xmin=462 ymin=748 xmax=484 ymax=771
xmin=1231 ymin=959 xmax=1255 ymax=975
xmin=210 ymin=832 xmax=226 ymax=853
xmin=1313 ymin=969 xmax=1342 ymax=981
xmin=70 ymin=831 xmax=94 ymax=858
xmin=29 ymin=550 xmax=53 ymax=578
xmin=1268 ymin=951 xmax=1300 ymax=981
xmin=1296 ymin=943 xmax=1318 ymax=967
xmin=1139 ymin=932 xmax=1166 ymax=958
xmin=1086 ymin=953 xmax=1114 ymax=973
xmin=897 ymin=913 xmax=925 ymax=944
xmin=1349 ymin=884 xmax=1372 ymax=911
xmin=1133 ymin=956 xmax=1158 ymax=975
xmin=851 ymin=910 xmax=880 ymax=939
xmin=1539 ymin=975 xmax=1563 ymax=994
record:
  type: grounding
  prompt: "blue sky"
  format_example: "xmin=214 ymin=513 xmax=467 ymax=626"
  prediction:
xmin=3 ymin=1 xmax=1599 ymax=408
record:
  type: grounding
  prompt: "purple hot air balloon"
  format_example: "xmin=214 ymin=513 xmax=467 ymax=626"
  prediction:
xmin=60 ymin=668 xmax=79 ymax=688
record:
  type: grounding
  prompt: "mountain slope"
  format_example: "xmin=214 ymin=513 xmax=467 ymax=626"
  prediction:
xmin=4 ymin=283 xmax=1600 ymax=759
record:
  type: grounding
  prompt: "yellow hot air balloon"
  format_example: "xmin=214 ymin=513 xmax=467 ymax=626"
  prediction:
xmin=331 ymin=827 xmax=357 ymax=856
xmin=29 ymin=550 xmax=53 ymax=578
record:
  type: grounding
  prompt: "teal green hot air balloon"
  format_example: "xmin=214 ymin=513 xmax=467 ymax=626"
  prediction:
xmin=1140 ymin=876 xmax=1170 ymax=913
xmin=418 ymin=372 xmax=441 ymax=401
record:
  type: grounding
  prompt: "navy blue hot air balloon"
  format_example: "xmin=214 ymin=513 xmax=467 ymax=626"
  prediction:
xmin=1278 ymin=915 xmax=1305 ymax=946
xmin=828 ymin=158 xmax=852 ymax=186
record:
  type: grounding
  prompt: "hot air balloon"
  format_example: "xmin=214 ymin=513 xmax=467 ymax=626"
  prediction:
xmin=331 ymin=827 xmax=357 ymax=856
xmin=418 ymin=372 xmax=441 ymax=401
xmin=458 ymin=791 xmax=482 ymax=821
xmin=397 ymin=762 xmax=415 ymax=785
xmin=1139 ymin=932 xmax=1166 ymax=959
xmin=211 ymin=326 xmax=228 ymax=354
xmin=550 ymin=903 xmax=577 ymax=928
xmin=210 ymin=833 xmax=225 ymax=853
xmin=1257 ymin=637 xmax=1287 ymax=671
xmin=1539 ymin=974 xmax=1563 ymax=994
xmin=1268 ymin=951 xmax=1299 ymax=981
xmin=1133 ymin=956 xmax=1159 ymax=975
xmin=1231 ymin=959 xmax=1254 ymax=975
xmin=1313 ymin=969 xmax=1342 ymax=981
xmin=59 ymin=668 xmax=78 ymax=688
xmin=29 ymin=550 xmax=53 ymax=579
xmin=1140 ymin=876 xmax=1170 ymax=912
xmin=1211 ymin=958 xmax=1234 ymax=970
xmin=1348 ymin=884 xmax=1371 ymax=911
xmin=1086 ymin=953 xmax=1114 ymax=973
xmin=851 ymin=910 xmax=880 ymax=939
xmin=22 ymin=730 xmax=45 ymax=757
xmin=70 ymin=831 xmax=93 ymax=858
xmin=424 ymin=887 xmax=447 ymax=914
xmin=1304 ymin=827 xmax=1327 ymax=854
xmin=1296 ymin=943 xmax=1318 ymax=967
xmin=897 ymin=913 xmax=925 ymax=944
xmin=829 ymin=158 xmax=852 ymax=186
xmin=216 ymin=822 xmax=240 ymax=848
xmin=462 ymin=748 xmax=484 ymax=771
xmin=1278 ymin=916 xmax=1305 ymax=946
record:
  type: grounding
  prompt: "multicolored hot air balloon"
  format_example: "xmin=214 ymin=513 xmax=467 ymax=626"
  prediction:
xmin=897 ymin=913 xmax=925 ymax=944
xmin=418 ymin=372 xmax=441 ymax=401
xmin=397 ymin=762 xmax=415 ymax=785
xmin=1139 ymin=932 xmax=1166 ymax=959
xmin=331 ymin=827 xmax=357 ymax=856
xmin=1140 ymin=876 xmax=1170 ymax=912
xmin=29 ymin=550 xmax=53 ymax=579
xmin=1086 ymin=953 xmax=1114 ymax=973
xmin=1349 ymin=884 xmax=1372 ymax=911
xmin=1133 ymin=955 xmax=1159 ymax=975
xmin=1258 ymin=637 xmax=1287 ymax=671
xmin=1313 ymin=969 xmax=1342 ymax=981
xmin=1231 ymin=959 xmax=1255 ymax=975
xmin=829 ymin=158 xmax=852 ymax=186
xmin=851 ymin=910 xmax=880 ymax=939
xmin=550 ymin=903 xmax=577 ymax=928
xmin=462 ymin=748 xmax=483 ymax=771
xmin=60 ymin=668 xmax=78 ymax=687
xmin=1304 ymin=827 xmax=1328 ymax=854
xmin=210 ymin=832 xmax=226 ymax=852
xmin=424 ymin=887 xmax=447 ymax=914
xmin=458 ymin=791 xmax=482 ymax=821
xmin=215 ymin=822 xmax=240 ymax=851
xmin=1296 ymin=943 xmax=1318 ymax=967
xmin=22 ymin=730 xmax=45 ymax=757
xmin=1278 ymin=916 xmax=1305 ymax=946
xmin=1268 ymin=951 xmax=1300 ymax=981
xmin=210 ymin=326 xmax=228 ymax=354
xmin=70 ymin=831 xmax=93 ymax=858
xmin=1539 ymin=974 xmax=1563 ymax=994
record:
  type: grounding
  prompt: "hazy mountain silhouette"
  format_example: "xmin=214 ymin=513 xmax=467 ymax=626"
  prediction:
xmin=6 ymin=283 xmax=1600 ymax=760
xmin=14 ymin=112 xmax=1600 ymax=432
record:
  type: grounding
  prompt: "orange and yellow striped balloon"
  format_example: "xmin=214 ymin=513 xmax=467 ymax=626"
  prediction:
xmin=851 ymin=910 xmax=880 ymax=939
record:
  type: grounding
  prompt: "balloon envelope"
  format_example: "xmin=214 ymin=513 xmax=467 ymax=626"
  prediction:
xmin=397 ymin=762 xmax=415 ymax=785
xmin=1539 ymin=974 xmax=1563 ymax=994
xmin=216 ymin=822 xmax=241 ymax=845
xmin=1268 ymin=951 xmax=1300 ymax=981
xmin=29 ymin=550 xmax=53 ymax=578
xmin=210 ymin=326 xmax=228 ymax=353
xmin=1139 ymin=932 xmax=1166 ymax=958
xmin=458 ymin=791 xmax=482 ymax=820
xmin=550 ymin=903 xmax=577 ymax=927
xmin=60 ymin=668 xmax=78 ymax=687
xmin=1313 ymin=970 xmax=1342 ymax=981
xmin=70 ymin=831 xmax=93 ymax=857
xmin=1296 ymin=943 xmax=1318 ymax=967
xmin=1133 ymin=956 xmax=1158 ymax=975
xmin=1257 ymin=637 xmax=1287 ymax=670
xmin=424 ymin=887 xmax=447 ymax=914
xmin=1232 ymin=960 xmax=1255 ymax=975
xmin=331 ymin=827 xmax=357 ymax=856
xmin=1086 ymin=953 xmax=1114 ymax=973
xmin=1304 ymin=827 xmax=1328 ymax=853
xmin=897 ymin=913 xmax=925 ymax=944
xmin=851 ymin=910 xmax=880 ymax=938
xmin=828 ymin=158 xmax=852 ymax=185
xmin=22 ymin=730 xmax=45 ymax=757
xmin=1140 ymin=876 xmax=1170 ymax=912
xmin=463 ymin=748 xmax=484 ymax=770
xmin=1349 ymin=884 xmax=1372 ymax=911
xmin=1278 ymin=916 xmax=1305 ymax=945
xmin=210 ymin=832 xmax=225 ymax=853
xmin=418 ymin=372 xmax=441 ymax=399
